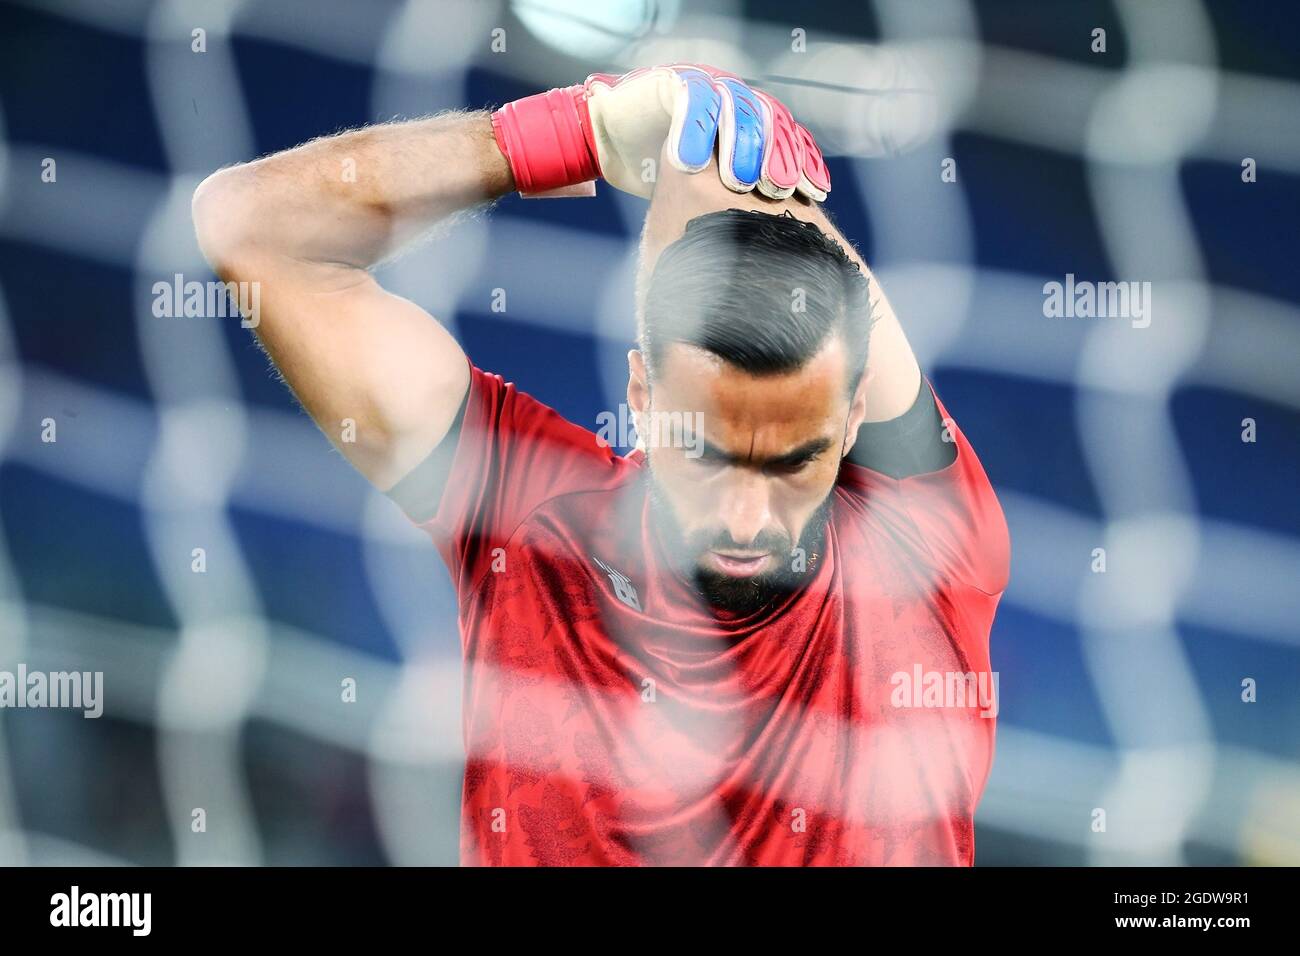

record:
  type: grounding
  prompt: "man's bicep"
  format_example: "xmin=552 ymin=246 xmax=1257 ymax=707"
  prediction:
xmin=384 ymin=381 xmax=470 ymax=523
xmin=801 ymin=203 xmax=921 ymax=424
xmin=239 ymin=251 xmax=470 ymax=490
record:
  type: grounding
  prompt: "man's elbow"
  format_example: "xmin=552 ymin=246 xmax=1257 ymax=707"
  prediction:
xmin=192 ymin=166 xmax=257 ymax=278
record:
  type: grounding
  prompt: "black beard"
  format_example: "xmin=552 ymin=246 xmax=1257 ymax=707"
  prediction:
xmin=646 ymin=471 xmax=834 ymax=617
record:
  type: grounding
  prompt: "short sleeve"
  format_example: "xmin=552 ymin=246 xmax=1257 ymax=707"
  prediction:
xmin=840 ymin=385 xmax=1010 ymax=596
xmin=387 ymin=359 xmax=621 ymax=591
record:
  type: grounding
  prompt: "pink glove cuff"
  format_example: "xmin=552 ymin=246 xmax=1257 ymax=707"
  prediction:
xmin=491 ymin=86 xmax=601 ymax=194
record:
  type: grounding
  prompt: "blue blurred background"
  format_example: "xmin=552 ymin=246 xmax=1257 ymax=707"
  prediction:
xmin=0 ymin=0 xmax=1297 ymax=865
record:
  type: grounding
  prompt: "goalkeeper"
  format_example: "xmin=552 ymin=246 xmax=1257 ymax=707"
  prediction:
xmin=193 ymin=65 xmax=1010 ymax=866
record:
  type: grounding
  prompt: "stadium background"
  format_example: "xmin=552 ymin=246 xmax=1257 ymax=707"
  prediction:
xmin=0 ymin=0 xmax=1297 ymax=865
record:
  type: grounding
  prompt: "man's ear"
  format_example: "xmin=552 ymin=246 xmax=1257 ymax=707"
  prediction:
xmin=626 ymin=349 xmax=652 ymax=452
xmin=627 ymin=348 xmax=650 ymax=429
xmin=840 ymin=365 xmax=874 ymax=458
xmin=627 ymin=349 xmax=650 ymax=409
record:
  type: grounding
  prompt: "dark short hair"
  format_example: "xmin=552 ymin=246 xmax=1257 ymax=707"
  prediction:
xmin=640 ymin=209 xmax=873 ymax=395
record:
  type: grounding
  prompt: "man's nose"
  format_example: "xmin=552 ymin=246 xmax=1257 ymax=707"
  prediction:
xmin=719 ymin=471 xmax=772 ymax=548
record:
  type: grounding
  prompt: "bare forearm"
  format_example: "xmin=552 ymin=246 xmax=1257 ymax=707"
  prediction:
xmin=638 ymin=159 xmax=806 ymax=283
xmin=194 ymin=111 xmax=513 ymax=272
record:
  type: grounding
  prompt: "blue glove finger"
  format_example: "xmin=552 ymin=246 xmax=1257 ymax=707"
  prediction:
xmin=716 ymin=78 xmax=765 ymax=188
xmin=671 ymin=68 xmax=722 ymax=170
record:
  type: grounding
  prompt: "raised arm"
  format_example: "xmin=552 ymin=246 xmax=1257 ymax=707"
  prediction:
xmin=191 ymin=112 xmax=512 ymax=489
xmin=190 ymin=64 xmax=885 ymax=491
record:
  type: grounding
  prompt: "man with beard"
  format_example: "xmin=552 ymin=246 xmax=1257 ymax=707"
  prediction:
xmin=193 ymin=65 xmax=1010 ymax=865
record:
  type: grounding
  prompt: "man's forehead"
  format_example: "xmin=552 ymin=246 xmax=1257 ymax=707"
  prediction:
xmin=649 ymin=340 xmax=850 ymax=453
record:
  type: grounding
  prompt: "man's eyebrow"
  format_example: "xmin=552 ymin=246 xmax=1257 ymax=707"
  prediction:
xmin=697 ymin=436 xmax=834 ymax=467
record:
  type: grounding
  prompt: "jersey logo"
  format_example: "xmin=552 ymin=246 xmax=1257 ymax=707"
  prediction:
xmin=592 ymin=556 xmax=641 ymax=611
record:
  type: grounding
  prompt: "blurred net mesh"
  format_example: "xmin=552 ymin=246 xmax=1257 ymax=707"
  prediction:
xmin=0 ymin=0 xmax=1298 ymax=865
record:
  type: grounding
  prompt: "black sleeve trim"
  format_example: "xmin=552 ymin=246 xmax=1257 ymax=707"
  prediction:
xmin=845 ymin=376 xmax=957 ymax=479
xmin=384 ymin=382 xmax=471 ymax=523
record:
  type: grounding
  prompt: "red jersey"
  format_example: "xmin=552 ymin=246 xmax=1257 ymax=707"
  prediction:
xmin=398 ymin=364 xmax=1010 ymax=866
